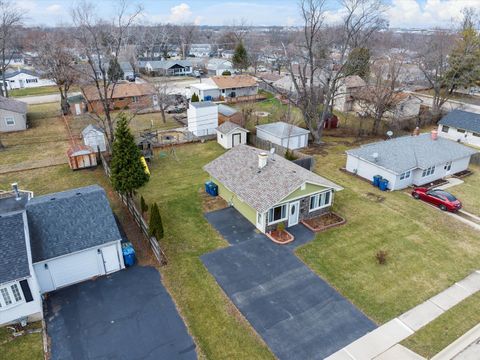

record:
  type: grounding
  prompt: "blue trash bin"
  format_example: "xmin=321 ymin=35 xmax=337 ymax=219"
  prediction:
xmin=373 ymin=175 xmax=382 ymax=187
xmin=210 ymin=183 xmax=218 ymax=196
xmin=122 ymin=242 xmax=136 ymax=267
xmin=379 ymin=179 xmax=389 ymax=191
xmin=205 ymin=181 xmax=213 ymax=195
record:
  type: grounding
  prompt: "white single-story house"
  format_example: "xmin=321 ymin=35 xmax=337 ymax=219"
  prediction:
xmin=144 ymin=60 xmax=193 ymax=76
xmin=0 ymin=97 xmax=28 ymax=133
xmin=207 ymin=59 xmax=233 ymax=76
xmin=190 ymin=83 xmax=220 ymax=101
xmin=1 ymin=69 xmax=55 ymax=91
xmin=82 ymin=124 xmax=107 ymax=152
xmin=187 ymin=101 xmax=218 ymax=137
xmin=256 ymin=122 xmax=310 ymax=150
xmin=204 ymin=145 xmax=342 ymax=234
xmin=438 ymin=109 xmax=480 ymax=148
xmin=216 ymin=121 xmax=249 ymax=149
xmin=345 ymin=132 xmax=477 ymax=190
xmin=0 ymin=185 xmax=124 ymax=326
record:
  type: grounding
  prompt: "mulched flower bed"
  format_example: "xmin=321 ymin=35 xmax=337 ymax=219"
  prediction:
xmin=418 ymin=178 xmax=449 ymax=189
xmin=301 ymin=212 xmax=346 ymax=232
xmin=266 ymin=230 xmax=295 ymax=244
xmin=453 ymin=169 xmax=473 ymax=178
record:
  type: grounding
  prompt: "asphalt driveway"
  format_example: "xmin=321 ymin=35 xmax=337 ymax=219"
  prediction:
xmin=45 ymin=266 xmax=196 ymax=360
xmin=202 ymin=207 xmax=376 ymax=360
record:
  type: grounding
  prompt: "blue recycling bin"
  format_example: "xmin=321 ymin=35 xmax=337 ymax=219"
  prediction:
xmin=373 ymin=175 xmax=382 ymax=187
xmin=379 ymin=179 xmax=389 ymax=191
xmin=122 ymin=242 xmax=136 ymax=267
xmin=205 ymin=181 xmax=218 ymax=196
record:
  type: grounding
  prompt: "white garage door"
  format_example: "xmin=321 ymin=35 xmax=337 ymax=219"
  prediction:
xmin=48 ymin=249 xmax=102 ymax=290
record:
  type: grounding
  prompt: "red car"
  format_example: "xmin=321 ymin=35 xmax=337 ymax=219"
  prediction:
xmin=411 ymin=187 xmax=462 ymax=212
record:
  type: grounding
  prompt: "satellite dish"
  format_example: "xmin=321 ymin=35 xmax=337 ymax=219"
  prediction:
xmin=372 ymin=152 xmax=379 ymax=162
xmin=386 ymin=131 xmax=393 ymax=138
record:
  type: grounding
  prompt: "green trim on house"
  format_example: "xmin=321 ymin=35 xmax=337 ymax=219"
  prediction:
xmin=280 ymin=182 xmax=327 ymax=203
xmin=212 ymin=177 xmax=257 ymax=225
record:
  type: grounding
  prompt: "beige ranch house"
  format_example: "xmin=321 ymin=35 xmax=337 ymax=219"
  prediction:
xmin=204 ymin=145 xmax=342 ymax=233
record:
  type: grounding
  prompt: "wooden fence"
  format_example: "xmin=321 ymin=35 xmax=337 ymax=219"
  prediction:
xmin=100 ymin=153 xmax=167 ymax=265
xmin=248 ymin=134 xmax=315 ymax=170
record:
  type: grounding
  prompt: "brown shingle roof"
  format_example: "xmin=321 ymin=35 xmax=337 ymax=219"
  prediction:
xmin=82 ymin=83 xmax=155 ymax=102
xmin=204 ymin=145 xmax=342 ymax=213
xmin=210 ymin=75 xmax=257 ymax=89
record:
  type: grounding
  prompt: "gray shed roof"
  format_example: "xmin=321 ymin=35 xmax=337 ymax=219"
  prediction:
xmin=82 ymin=124 xmax=105 ymax=136
xmin=26 ymin=185 xmax=121 ymax=263
xmin=218 ymin=104 xmax=238 ymax=116
xmin=0 ymin=96 xmax=28 ymax=114
xmin=190 ymin=101 xmax=216 ymax=109
xmin=0 ymin=212 xmax=30 ymax=284
xmin=256 ymin=122 xmax=310 ymax=139
xmin=204 ymin=145 xmax=342 ymax=213
xmin=346 ymin=133 xmax=478 ymax=174
xmin=438 ymin=110 xmax=480 ymax=134
xmin=216 ymin=121 xmax=248 ymax=135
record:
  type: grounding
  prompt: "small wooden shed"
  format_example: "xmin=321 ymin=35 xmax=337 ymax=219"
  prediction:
xmin=67 ymin=144 xmax=97 ymax=170
xmin=82 ymin=124 xmax=107 ymax=152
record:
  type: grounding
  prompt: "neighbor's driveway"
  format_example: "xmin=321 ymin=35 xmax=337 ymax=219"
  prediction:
xmin=45 ymin=266 xmax=196 ymax=360
xmin=202 ymin=207 xmax=376 ymax=360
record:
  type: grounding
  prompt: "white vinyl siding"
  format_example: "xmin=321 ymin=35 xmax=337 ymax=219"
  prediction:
xmin=5 ymin=117 xmax=15 ymax=126
xmin=309 ymin=191 xmax=332 ymax=211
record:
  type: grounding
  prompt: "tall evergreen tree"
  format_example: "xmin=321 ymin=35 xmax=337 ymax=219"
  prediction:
xmin=110 ymin=115 xmax=149 ymax=196
xmin=232 ymin=42 xmax=249 ymax=73
xmin=344 ymin=47 xmax=371 ymax=79
xmin=191 ymin=92 xmax=199 ymax=102
xmin=149 ymin=203 xmax=164 ymax=239
xmin=107 ymin=58 xmax=124 ymax=82
xmin=140 ymin=195 xmax=149 ymax=214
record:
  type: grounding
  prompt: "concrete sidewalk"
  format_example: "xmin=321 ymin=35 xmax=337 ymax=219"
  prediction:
xmin=326 ymin=271 xmax=480 ymax=360
xmin=432 ymin=323 xmax=480 ymax=360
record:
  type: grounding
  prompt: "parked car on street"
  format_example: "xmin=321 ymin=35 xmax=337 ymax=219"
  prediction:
xmin=411 ymin=188 xmax=462 ymax=212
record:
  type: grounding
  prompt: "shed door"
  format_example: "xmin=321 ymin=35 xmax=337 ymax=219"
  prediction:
xmin=101 ymin=245 xmax=121 ymax=274
xmin=83 ymin=155 xmax=91 ymax=168
xmin=75 ymin=103 xmax=81 ymax=115
xmin=232 ymin=133 xmax=241 ymax=147
xmin=47 ymin=249 xmax=102 ymax=290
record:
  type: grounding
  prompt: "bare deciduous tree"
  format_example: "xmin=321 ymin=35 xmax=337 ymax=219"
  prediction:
xmin=71 ymin=0 xmax=142 ymax=149
xmin=152 ymin=80 xmax=174 ymax=124
xmin=179 ymin=24 xmax=196 ymax=59
xmin=0 ymin=0 xmax=24 ymax=97
xmin=36 ymin=32 xmax=79 ymax=115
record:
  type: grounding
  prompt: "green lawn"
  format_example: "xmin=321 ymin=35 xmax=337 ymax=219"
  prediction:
xmin=296 ymin=136 xmax=480 ymax=324
xmin=136 ymin=142 xmax=274 ymax=359
xmin=9 ymin=85 xmax=80 ymax=98
xmin=0 ymin=322 xmax=43 ymax=360
xmin=448 ymin=165 xmax=480 ymax=216
xmin=402 ymin=292 xmax=480 ymax=358
xmin=0 ymin=103 xmax=69 ymax=170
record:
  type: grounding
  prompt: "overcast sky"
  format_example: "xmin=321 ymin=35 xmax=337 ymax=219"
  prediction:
xmin=17 ymin=0 xmax=478 ymax=29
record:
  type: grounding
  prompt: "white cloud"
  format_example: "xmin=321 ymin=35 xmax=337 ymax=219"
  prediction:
xmin=168 ymin=3 xmax=193 ymax=24
xmin=46 ymin=4 xmax=62 ymax=14
xmin=388 ymin=0 xmax=479 ymax=28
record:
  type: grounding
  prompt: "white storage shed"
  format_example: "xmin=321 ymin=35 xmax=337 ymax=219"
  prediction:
xmin=187 ymin=101 xmax=218 ymax=137
xmin=216 ymin=121 xmax=249 ymax=149
xmin=82 ymin=124 xmax=107 ymax=152
xmin=256 ymin=122 xmax=310 ymax=150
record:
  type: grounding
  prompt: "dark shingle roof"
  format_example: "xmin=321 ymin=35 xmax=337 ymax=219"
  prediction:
xmin=0 ymin=212 xmax=30 ymax=284
xmin=0 ymin=96 xmax=28 ymax=114
xmin=26 ymin=185 xmax=121 ymax=263
xmin=346 ymin=133 xmax=477 ymax=174
xmin=438 ymin=110 xmax=480 ymax=133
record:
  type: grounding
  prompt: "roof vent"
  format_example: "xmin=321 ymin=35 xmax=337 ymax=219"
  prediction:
xmin=50 ymin=197 xmax=56 ymax=201
xmin=258 ymin=152 xmax=268 ymax=169
xmin=372 ymin=152 xmax=379 ymax=162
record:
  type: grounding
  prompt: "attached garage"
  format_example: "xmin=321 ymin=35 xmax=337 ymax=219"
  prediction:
xmin=27 ymin=185 xmax=124 ymax=294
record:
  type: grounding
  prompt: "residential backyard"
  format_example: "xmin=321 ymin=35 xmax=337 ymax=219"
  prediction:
xmin=0 ymin=322 xmax=43 ymax=360
xmin=297 ymin=136 xmax=480 ymax=327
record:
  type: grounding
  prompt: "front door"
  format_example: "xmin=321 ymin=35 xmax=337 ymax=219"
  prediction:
xmin=101 ymin=245 xmax=121 ymax=274
xmin=19 ymin=79 xmax=25 ymax=88
xmin=288 ymin=201 xmax=300 ymax=227
xmin=232 ymin=133 xmax=241 ymax=147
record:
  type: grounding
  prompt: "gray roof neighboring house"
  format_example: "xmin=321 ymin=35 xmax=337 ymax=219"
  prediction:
xmin=0 ymin=96 xmax=28 ymax=114
xmin=4 ymin=69 xmax=41 ymax=79
xmin=216 ymin=121 xmax=248 ymax=135
xmin=147 ymin=60 xmax=192 ymax=70
xmin=0 ymin=212 xmax=30 ymax=284
xmin=218 ymin=104 xmax=238 ymax=117
xmin=204 ymin=144 xmax=342 ymax=213
xmin=26 ymin=185 xmax=121 ymax=263
xmin=190 ymin=101 xmax=216 ymax=109
xmin=256 ymin=122 xmax=310 ymax=138
xmin=207 ymin=59 xmax=232 ymax=70
xmin=438 ymin=109 xmax=480 ymax=134
xmin=119 ymin=61 xmax=134 ymax=73
xmin=346 ymin=133 xmax=478 ymax=174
